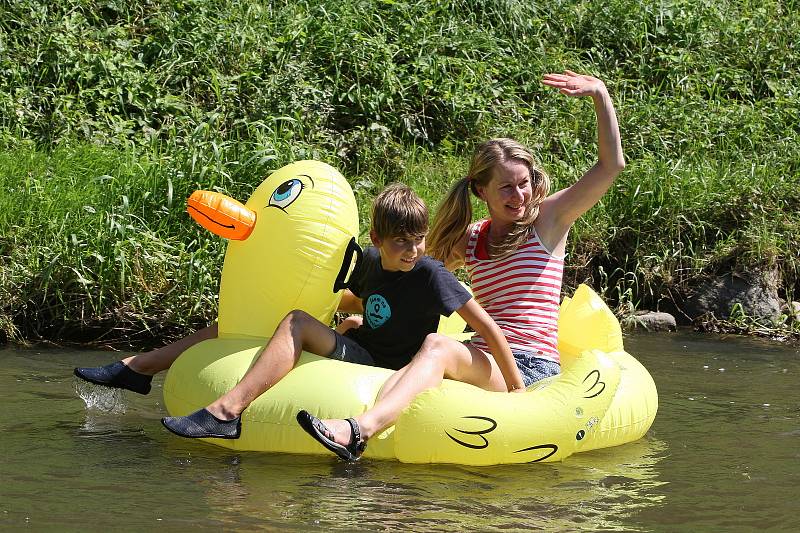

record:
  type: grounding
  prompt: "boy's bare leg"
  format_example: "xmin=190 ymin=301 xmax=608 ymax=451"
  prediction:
xmin=124 ymin=324 xmax=218 ymax=375
xmin=204 ymin=311 xmax=337 ymax=421
xmin=320 ymin=334 xmax=506 ymax=445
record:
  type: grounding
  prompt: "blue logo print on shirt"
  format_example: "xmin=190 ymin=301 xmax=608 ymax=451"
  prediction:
xmin=365 ymin=294 xmax=391 ymax=329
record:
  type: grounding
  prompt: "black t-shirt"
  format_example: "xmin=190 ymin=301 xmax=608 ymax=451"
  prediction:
xmin=346 ymin=246 xmax=472 ymax=370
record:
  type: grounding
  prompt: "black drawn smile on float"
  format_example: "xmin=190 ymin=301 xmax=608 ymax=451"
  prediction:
xmin=186 ymin=205 xmax=236 ymax=230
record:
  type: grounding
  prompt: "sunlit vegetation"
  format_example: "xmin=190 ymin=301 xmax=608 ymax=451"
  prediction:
xmin=1 ymin=0 xmax=797 ymax=345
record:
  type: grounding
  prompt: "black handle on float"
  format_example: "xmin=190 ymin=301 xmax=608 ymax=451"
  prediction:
xmin=333 ymin=237 xmax=363 ymax=292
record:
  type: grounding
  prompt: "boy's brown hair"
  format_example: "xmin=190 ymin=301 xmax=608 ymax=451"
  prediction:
xmin=371 ymin=183 xmax=428 ymax=239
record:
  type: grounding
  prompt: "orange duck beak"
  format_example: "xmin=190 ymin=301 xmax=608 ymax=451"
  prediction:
xmin=186 ymin=190 xmax=257 ymax=240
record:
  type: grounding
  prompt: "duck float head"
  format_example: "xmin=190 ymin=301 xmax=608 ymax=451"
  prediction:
xmin=187 ymin=160 xmax=359 ymax=339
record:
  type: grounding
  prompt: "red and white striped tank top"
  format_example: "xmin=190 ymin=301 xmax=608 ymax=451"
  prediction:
xmin=465 ymin=219 xmax=565 ymax=362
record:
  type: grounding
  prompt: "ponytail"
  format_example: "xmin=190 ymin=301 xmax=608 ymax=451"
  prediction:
xmin=427 ymin=177 xmax=473 ymax=264
xmin=430 ymin=138 xmax=549 ymax=263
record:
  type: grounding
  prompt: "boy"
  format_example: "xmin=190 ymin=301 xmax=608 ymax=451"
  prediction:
xmin=161 ymin=183 xmax=515 ymax=439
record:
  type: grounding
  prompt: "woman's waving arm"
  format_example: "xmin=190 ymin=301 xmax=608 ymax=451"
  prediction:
xmin=537 ymin=71 xmax=625 ymax=248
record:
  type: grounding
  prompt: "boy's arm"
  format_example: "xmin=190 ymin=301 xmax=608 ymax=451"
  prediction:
xmin=456 ymin=299 xmax=526 ymax=392
xmin=337 ymin=289 xmax=364 ymax=314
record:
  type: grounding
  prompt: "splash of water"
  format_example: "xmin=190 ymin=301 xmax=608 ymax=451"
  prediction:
xmin=74 ymin=378 xmax=128 ymax=414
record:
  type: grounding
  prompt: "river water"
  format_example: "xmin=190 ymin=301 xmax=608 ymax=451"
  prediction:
xmin=1 ymin=332 xmax=798 ymax=531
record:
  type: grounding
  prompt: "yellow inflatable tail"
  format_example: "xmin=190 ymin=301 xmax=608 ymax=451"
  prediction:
xmin=557 ymin=285 xmax=624 ymax=363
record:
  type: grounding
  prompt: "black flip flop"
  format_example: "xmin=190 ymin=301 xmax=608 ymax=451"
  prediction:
xmin=296 ymin=410 xmax=366 ymax=461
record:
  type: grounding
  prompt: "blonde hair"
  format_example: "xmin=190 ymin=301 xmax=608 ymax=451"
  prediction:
xmin=371 ymin=183 xmax=428 ymax=239
xmin=427 ymin=138 xmax=550 ymax=262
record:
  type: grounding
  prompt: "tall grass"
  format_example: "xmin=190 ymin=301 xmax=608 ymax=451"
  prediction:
xmin=1 ymin=0 xmax=798 ymax=344
xmin=0 ymin=146 xmax=219 ymax=345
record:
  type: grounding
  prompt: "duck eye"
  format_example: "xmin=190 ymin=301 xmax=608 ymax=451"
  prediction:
xmin=269 ymin=179 xmax=304 ymax=209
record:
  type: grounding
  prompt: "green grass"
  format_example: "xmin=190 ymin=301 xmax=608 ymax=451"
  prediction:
xmin=1 ymin=0 xmax=798 ymax=344
xmin=0 ymin=146 xmax=222 ymax=345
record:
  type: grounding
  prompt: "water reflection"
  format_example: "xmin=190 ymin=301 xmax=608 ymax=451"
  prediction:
xmin=188 ymin=435 xmax=668 ymax=531
xmin=2 ymin=336 xmax=799 ymax=531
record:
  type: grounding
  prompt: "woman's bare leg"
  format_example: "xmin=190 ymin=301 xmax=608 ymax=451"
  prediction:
xmin=75 ymin=323 xmax=219 ymax=394
xmin=124 ymin=324 xmax=218 ymax=375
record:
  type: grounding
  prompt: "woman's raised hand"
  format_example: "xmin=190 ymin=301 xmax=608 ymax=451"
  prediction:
xmin=542 ymin=70 xmax=606 ymax=98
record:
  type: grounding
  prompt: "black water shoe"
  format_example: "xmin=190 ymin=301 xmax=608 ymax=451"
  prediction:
xmin=161 ymin=408 xmax=241 ymax=439
xmin=74 ymin=361 xmax=152 ymax=395
xmin=296 ymin=410 xmax=366 ymax=461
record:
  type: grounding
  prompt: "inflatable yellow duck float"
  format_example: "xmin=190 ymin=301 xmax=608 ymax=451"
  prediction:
xmin=164 ymin=160 xmax=658 ymax=465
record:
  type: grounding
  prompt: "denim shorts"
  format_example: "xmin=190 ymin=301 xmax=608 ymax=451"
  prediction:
xmin=327 ymin=331 xmax=376 ymax=366
xmin=514 ymin=351 xmax=561 ymax=387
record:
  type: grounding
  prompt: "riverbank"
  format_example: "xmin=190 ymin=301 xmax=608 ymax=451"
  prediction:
xmin=1 ymin=1 xmax=798 ymax=346
xmin=2 ymin=143 xmax=798 ymax=348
